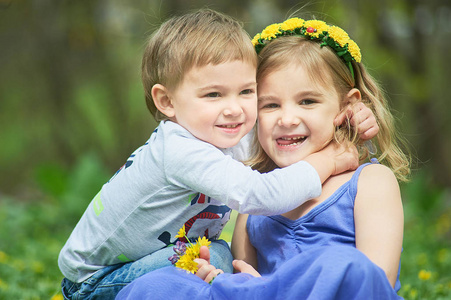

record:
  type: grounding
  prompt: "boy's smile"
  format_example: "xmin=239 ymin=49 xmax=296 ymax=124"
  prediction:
xmin=168 ymin=60 xmax=257 ymax=149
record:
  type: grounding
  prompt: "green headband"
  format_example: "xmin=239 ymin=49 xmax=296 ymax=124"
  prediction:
xmin=252 ymin=18 xmax=362 ymax=79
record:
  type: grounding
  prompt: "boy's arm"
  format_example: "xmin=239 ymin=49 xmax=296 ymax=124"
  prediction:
xmin=354 ymin=164 xmax=403 ymax=287
xmin=334 ymin=102 xmax=379 ymax=140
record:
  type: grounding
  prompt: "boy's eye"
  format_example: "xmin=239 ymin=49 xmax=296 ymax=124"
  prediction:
xmin=240 ymin=89 xmax=255 ymax=95
xmin=300 ymin=99 xmax=316 ymax=105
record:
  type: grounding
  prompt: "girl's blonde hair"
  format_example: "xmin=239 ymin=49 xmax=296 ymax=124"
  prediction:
xmin=249 ymin=36 xmax=410 ymax=182
xmin=142 ymin=9 xmax=257 ymax=121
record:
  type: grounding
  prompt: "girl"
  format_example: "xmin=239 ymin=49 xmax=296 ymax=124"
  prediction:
xmin=116 ymin=17 xmax=410 ymax=299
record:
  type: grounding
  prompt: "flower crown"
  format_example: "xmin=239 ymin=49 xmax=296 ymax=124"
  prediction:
xmin=252 ymin=18 xmax=362 ymax=79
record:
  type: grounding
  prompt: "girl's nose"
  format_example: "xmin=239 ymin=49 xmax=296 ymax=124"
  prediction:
xmin=278 ymin=108 xmax=301 ymax=127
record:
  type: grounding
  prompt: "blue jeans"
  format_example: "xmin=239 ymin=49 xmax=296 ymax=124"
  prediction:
xmin=61 ymin=239 xmax=233 ymax=300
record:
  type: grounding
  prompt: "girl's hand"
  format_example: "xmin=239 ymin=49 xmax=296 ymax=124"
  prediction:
xmin=194 ymin=246 xmax=224 ymax=283
xmin=334 ymin=102 xmax=379 ymax=140
xmin=232 ymin=259 xmax=261 ymax=277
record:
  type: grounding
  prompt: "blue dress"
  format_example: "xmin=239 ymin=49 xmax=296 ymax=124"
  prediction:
xmin=116 ymin=163 xmax=403 ymax=300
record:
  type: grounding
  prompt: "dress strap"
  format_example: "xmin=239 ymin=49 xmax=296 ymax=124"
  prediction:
xmin=348 ymin=159 xmax=380 ymax=203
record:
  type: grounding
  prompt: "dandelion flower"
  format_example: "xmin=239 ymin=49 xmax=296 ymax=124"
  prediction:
xmin=304 ymin=20 xmax=329 ymax=38
xmin=251 ymin=33 xmax=261 ymax=46
xmin=175 ymin=225 xmax=186 ymax=239
xmin=197 ymin=236 xmax=211 ymax=248
xmin=328 ymin=26 xmax=350 ymax=47
xmin=347 ymin=40 xmax=361 ymax=63
xmin=280 ymin=18 xmax=304 ymax=32
xmin=260 ymin=23 xmax=281 ymax=40
xmin=418 ymin=269 xmax=432 ymax=281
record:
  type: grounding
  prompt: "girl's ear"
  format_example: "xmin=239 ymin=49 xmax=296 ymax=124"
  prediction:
xmin=334 ymin=88 xmax=362 ymax=126
xmin=151 ymin=84 xmax=175 ymax=118
xmin=345 ymin=88 xmax=362 ymax=105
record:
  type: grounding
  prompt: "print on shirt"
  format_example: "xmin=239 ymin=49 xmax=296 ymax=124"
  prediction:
xmin=157 ymin=193 xmax=232 ymax=246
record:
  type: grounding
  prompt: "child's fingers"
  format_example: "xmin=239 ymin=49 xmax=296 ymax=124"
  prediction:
xmin=232 ymin=259 xmax=261 ymax=277
xmin=194 ymin=262 xmax=217 ymax=281
xmin=199 ymin=245 xmax=210 ymax=263
xmin=194 ymin=258 xmax=209 ymax=269
xmin=205 ymin=268 xmax=224 ymax=284
xmin=334 ymin=108 xmax=352 ymax=126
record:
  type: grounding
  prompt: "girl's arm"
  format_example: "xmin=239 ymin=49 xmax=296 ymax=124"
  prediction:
xmin=354 ymin=164 xmax=404 ymax=287
xmin=231 ymin=213 xmax=259 ymax=273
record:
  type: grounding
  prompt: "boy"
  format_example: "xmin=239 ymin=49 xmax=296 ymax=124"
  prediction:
xmin=58 ymin=9 xmax=366 ymax=299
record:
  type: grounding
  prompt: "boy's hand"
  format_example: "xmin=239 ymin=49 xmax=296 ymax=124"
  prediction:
xmin=304 ymin=141 xmax=358 ymax=183
xmin=194 ymin=246 xmax=224 ymax=283
xmin=328 ymin=141 xmax=359 ymax=176
xmin=334 ymin=102 xmax=379 ymax=140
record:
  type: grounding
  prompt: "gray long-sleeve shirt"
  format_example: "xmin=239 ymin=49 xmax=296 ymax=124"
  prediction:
xmin=58 ymin=120 xmax=321 ymax=282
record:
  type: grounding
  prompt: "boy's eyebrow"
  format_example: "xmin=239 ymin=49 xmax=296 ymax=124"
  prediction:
xmin=197 ymin=81 xmax=257 ymax=92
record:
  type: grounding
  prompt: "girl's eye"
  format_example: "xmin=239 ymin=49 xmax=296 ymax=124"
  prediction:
xmin=205 ymin=92 xmax=221 ymax=98
xmin=240 ymin=89 xmax=255 ymax=95
xmin=261 ymin=103 xmax=279 ymax=109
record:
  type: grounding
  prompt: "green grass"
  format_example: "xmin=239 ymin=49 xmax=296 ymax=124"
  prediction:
xmin=0 ymin=154 xmax=450 ymax=299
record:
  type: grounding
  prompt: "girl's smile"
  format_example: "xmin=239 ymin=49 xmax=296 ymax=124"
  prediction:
xmin=257 ymin=64 xmax=341 ymax=168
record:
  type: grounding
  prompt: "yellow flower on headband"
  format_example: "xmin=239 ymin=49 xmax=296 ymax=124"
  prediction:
xmin=281 ymin=17 xmax=305 ymax=31
xmin=328 ymin=26 xmax=350 ymax=47
xmin=303 ymin=20 xmax=329 ymax=38
xmin=251 ymin=33 xmax=261 ymax=46
xmin=347 ymin=40 xmax=362 ymax=63
xmin=260 ymin=23 xmax=281 ymax=40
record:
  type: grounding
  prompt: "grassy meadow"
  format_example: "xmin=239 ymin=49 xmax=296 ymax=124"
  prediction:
xmin=0 ymin=154 xmax=450 ymax=299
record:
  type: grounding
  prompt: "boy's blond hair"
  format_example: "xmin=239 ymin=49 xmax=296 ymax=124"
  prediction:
xmin=142 ymin=9 xmax=257 ymax=121
xmin=250 ymin=36 xmax=411 ymax=182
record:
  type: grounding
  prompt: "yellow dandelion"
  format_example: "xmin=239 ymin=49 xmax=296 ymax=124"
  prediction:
xmin=347 ymin=40 xmax=362 ymax=63
xmin=51 ymin=294 xmax=64 ymax=300
xmin=418 ymin=269 xmax=432 ymax=281
xmin=328 ymin=26 xmax=350 ymax=47
xmin=260 ymin=23 xmax=281 ymax=41
xmin=175 ymin=225 xmax=186 ymax=239
xmin=251 ymin=33 xmax=261 ymax=46
xmin=280 ymin=17 xmax=305 ymax=31
xmin=303 ymin=20 xmax=329 ymax=38
xmin=197 ymin=236 xmax=211 ymax=248
xmin=175 ymin=253 xmax=198 ymax=274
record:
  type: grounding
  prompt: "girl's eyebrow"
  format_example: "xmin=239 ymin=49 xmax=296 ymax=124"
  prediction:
xmin=295 ymin=90 xmax=324 ymax=98
xmin=258 ymin=95 xmax=278 ymax=102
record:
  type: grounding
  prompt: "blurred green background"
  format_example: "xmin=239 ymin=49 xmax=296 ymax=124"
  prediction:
xmin=0 ymin=0 xmax=450 ymax=299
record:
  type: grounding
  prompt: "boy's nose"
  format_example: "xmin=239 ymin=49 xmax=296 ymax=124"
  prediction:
xmin=223 ymin=99 xmax=243 ymax=116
